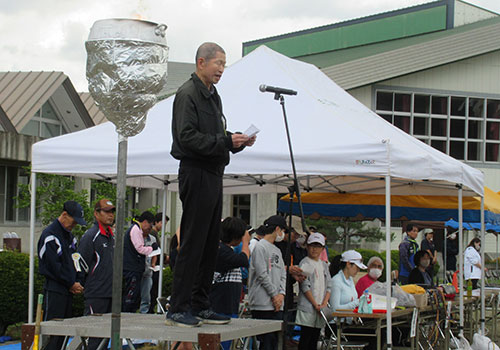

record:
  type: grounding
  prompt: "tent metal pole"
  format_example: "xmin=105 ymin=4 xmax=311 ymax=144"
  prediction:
xmin=444 ymin=227 xmax=447 ymax=283
xmin=157 ymin=182 xmax=168 ymax=311
xmin=480 ymin=196 xmax=485 ymax=334
xmin=28 ymin=172 xmax=36 ymax=324
xmin=385 ymin=175 xmax=392 ymax=350
xmin=111 ymin=135 xmax=128 ymax=350
xmin=458 ymin=185 xmax=464 ymax=336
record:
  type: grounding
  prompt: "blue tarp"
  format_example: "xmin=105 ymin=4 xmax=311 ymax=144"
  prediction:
xmin=444 ymin=219 xmax=500 ymax=232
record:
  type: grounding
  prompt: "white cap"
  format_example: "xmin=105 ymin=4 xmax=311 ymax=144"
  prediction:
xmin=341 ymin=250 xmax=367 ymax=269
xmin=307 ymin=232 xmax=325 ymax=246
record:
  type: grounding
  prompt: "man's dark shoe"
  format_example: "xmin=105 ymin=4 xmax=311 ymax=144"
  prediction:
xmin=165 ymin=311 xmax=202 ymax=328
xmin=194 ymin=309 xmax=231 ymax=325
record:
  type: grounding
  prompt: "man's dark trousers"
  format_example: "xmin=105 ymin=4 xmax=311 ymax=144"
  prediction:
xmin=170 ymin=163 xmax=223 ymax=313
xmin=149 ymin=270 xmax=159 ymax=313
xmin=84 ymin=298 xmax=112 ymax=350
xmin=43 ymin=290 xmax=72 ymax=350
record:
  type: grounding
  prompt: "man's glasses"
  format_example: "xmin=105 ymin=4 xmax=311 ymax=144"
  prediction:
xmin=98 ymin=208 xmax=116 ymax=213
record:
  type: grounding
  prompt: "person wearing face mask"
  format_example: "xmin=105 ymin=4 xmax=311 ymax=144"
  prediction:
xmin=408 ymin=250 xmax=433 ymax=287
xmin=274 ymin=220 xmax=307 ymax=344
xmin=355 ymin=256 xmax=384 ymax=297
xmin=464 ymin=237 xmax=482 ymax=289
xmin=421 ymin=231 xmax=437 ymax=282
xmin=296 ymin=232 xmax=331 ymax=350
xmin=248 ymin=215 xmax=287 ymax=350
xmin=446 ymin=232 xmax=459 ymax=272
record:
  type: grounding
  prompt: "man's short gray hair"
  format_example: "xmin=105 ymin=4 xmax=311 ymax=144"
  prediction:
xmin=367 ymin=256 xmax=384 ymax=269
xmin=195 ymin=42 xmax=225 ymax=63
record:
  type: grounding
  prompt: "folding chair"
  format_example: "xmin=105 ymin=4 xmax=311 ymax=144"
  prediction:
xmin=319 ymin=309 xmax=368 ymax=350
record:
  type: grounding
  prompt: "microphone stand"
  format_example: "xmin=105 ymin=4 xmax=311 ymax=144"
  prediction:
xmin=272 ymin=93 xmax=308 ymax=350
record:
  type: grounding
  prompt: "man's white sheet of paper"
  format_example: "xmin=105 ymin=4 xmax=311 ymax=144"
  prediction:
xmin=148 ymin=248 xmax=161 ymax=257
xmin=244 ymin=124 xmax=260 ymax=138
xmin=149 ymin=265 xmax=161 ymax=272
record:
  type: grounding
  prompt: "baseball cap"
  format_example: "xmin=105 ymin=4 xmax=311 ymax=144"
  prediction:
xmin=341 ymin=250 xmax=367 ymax=269
xmin=291 ymin=216 xmax=307 ymax=236
xmin=95 ymin=198 xmax=115 ymax=211
xmin=263 ymin=215 xmax=287 ymax=229
xmin=63 ymin=201 xmax=87 ymax=226
xmin=307 ymin=232 xmax=325 ymax=246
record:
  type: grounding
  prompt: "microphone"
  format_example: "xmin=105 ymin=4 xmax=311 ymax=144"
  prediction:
xmin=259 ymin=84 xmax=297 ymax=96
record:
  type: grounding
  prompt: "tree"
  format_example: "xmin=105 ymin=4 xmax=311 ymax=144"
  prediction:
xmin=305 ymin=217 xmax=395 ymax=251
xmin=17 ymin=168 xmax=119 ymax=238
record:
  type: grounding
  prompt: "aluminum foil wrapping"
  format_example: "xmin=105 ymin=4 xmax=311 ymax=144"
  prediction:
xmin=86 ymin=40 xmax=168 ymax=137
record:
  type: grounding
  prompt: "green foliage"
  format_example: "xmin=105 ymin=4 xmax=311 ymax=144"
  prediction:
xmin=90 ymin=180 xmax=118 ymax=208
xmin=305 ymin=217 xmax=391 ymax=248
xmin=130 ymin=205 xmax=161 ymax=221
xmin=5 ymin=322 xmax=23 ymax=340
xmin=17 ymin=168 xmax=90 ymax=238
xmin=162 ymin=266 xmax=174 ymax=297
xmin=17 ymin=169 xmax=125 ymax=239
xmin=0 ymin=251 xmax=85 ymax=335
xmin=0 ymin=251 xmax=44 ymax=334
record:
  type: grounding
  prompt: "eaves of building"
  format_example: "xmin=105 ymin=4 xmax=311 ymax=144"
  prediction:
xmin=320 ymin=16 xmax=500 ymax=90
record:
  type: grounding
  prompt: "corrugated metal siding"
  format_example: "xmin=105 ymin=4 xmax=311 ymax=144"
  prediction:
xmin=322 ymin=19 xmax=500 ymax=90
xmin=0 ymin=71 xmax=67 ymax=131
xmin=379 ymin=50 xmax=500 ymax=94
xmin=79 ymin=92 xmax=107 ymax=125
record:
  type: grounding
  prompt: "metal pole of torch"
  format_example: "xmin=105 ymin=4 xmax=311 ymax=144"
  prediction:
xmin=85 ymin=19 xmax=168 ymax=350
xmin=111 ymin=135 xmax=128 ymax=350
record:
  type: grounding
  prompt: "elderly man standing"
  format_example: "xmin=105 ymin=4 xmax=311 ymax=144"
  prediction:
xmin=77 ymin=199 xmax=115 ymax=350
xmin=168 ymin=42 xmax=256 ymax=327
xmin=37 ymin=201 xmax=86 ymax=350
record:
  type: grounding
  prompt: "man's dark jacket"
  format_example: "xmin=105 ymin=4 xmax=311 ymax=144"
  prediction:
xmin=123 ymin=223 xmax=145 ymax=273
xmin=171 ymin=73 xmax=243 ymax=175
xmin=77 ymin=222 xmax=114 ymax=298
xmin=37 ymin=219 xmax=78 ymax=295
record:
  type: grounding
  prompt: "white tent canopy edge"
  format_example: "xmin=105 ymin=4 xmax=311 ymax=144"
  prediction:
xmin=29 ymin=46 xmax=484 ymax=342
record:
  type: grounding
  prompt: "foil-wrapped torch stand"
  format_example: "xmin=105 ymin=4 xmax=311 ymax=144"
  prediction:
xmin=85 ymin=18 xmax=168 ymax=350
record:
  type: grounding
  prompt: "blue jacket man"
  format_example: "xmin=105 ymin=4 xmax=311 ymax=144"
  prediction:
xmin=37 ymin=201 xmax=86 ymax=350
xmin=398 ymin=224 xmax=419 ymax=285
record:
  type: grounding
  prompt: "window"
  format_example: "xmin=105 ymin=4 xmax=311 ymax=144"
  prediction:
xmin=20 ymin=101 xmax=66 ymax=138
xmin=375 ymin=89 xmax=500 ymax=163
xmin=232 ymin=195 xmax=250 ymax=224
xmin=0 ymin=165 xmax=29 ymax=224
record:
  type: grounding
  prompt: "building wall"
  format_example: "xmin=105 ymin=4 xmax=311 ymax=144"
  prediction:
xmin=0 ymin=132 xmax=38 ymax=162
xmin=348 ymin=86 xmax=372 ymax=107
xmin=454 ymin=0 xmax=498 ymax=27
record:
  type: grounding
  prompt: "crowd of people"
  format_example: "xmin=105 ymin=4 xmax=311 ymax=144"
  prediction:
xmin=36 ymin=199 xmax=485 ymax=350
xmin=37 ymin=199 xmax=170 ymax=350
xmin=35 ymin=41 xmax=486 ymax=350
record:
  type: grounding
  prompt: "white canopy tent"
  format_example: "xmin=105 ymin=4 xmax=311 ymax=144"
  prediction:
xmin=30 ymin=46 xmax=485 ymax=343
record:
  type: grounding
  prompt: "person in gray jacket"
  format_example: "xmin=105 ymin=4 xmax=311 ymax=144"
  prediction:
xmin=296 ymin=232 xmax=331 ymax=350
xmin=248 ymin=215 xmax=287 ymax=350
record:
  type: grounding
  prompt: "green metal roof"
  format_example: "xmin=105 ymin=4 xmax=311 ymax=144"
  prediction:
xmin=243 ymin=1 xmax=450 ymax=58
xmin=298 ymin=15 xmax=500 ymax=68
